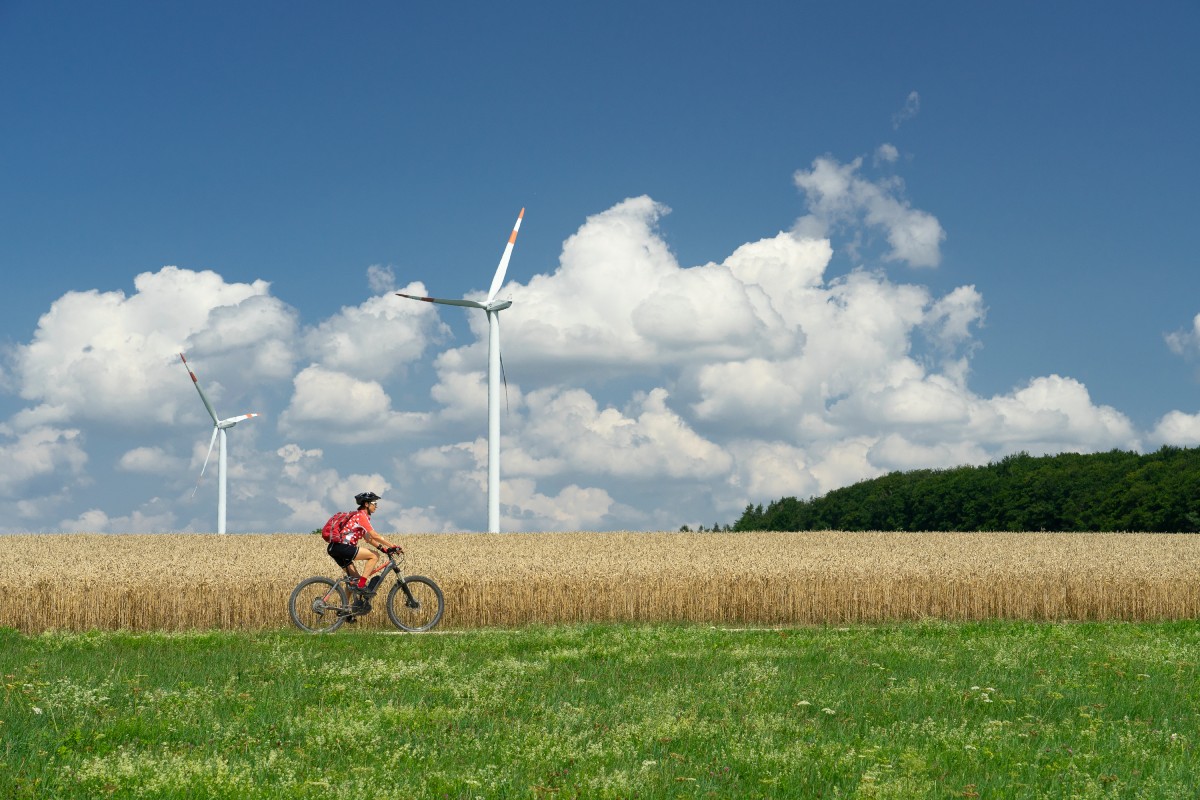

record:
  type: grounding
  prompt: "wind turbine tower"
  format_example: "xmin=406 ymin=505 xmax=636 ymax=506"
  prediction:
xmin=179 ymin=353 xmax=260 ymax=534
xmin=396 ymin=208 xmax=524 ymax=533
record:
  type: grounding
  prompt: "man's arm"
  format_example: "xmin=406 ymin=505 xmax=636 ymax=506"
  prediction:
xmin=367 ymin=529 xmax=403 ymax=553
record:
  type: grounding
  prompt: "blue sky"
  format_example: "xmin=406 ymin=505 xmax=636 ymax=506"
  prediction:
xmin=2 ymin=1 xmax=1199 ymax=533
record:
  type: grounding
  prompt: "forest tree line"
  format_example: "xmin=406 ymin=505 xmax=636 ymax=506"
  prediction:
xmin=731 ymin=446 xmax=1200 ymax=533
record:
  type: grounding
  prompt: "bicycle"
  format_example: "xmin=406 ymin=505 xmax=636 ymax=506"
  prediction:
xmin=288 ymin=549 xmax=444 ymax=633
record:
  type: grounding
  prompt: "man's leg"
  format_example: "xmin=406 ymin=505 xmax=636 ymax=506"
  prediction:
xmin=329 ymin=542 xmax=361 ymax=581
xmin=348 ymin=549 xmax=381 ymax=613
xmin=352 ymin=548 xmax=381 ymax=585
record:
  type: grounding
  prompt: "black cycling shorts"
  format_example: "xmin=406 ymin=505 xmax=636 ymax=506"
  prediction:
xmin=326 ymin=541 xmax=359 ymax=568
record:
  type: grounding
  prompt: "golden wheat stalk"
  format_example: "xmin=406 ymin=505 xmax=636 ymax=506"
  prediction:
xmin=4 ymin=532 xmax=1199 ymax=632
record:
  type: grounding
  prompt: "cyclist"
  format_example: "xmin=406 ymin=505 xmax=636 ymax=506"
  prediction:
xmin=326 ymin=491 xmax=404 ymax=615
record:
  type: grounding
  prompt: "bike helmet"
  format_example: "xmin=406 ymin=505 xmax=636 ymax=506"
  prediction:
xmin=355 ymin=491 xmax=382 ymax=506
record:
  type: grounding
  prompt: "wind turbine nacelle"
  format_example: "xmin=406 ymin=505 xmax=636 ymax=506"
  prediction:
xmin=486 ymin=299 xmax=513 ymax=312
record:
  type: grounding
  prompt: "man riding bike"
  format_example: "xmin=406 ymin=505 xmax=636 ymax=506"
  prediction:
xmin=325 ymin=491 xmax=404 ymax=619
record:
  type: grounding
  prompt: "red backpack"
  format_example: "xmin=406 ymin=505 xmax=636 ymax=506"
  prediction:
xmin=321 ymin=511 xmax=354 ymax=543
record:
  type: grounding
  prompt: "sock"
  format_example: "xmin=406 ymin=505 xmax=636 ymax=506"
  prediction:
xmin=355 ymin=576 xmax=367 ymax=589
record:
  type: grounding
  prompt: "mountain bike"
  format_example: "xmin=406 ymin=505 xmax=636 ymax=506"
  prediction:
xmin=288 ymin=549 xmax=444 ymax=633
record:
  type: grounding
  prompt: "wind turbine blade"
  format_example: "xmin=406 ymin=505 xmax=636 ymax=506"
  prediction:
xmin=192 ymin=426 xmax=219 ymax=497
xmin=395 ymin=292 xmax=487 ymax=310
xmin=486 ymin=208 xmax=524 ymax=304
xmin=220 ymin=412 xmax=260 ymax=427
xmin=198 ymin=426 xmax=218 ymax=480
xmin=492 ymin=312 xmax=510 ymax=414
xmin=499 ymin=350 xmax=510 ymax=414
xmin=179 ymin=353 xmax=220 ymax=424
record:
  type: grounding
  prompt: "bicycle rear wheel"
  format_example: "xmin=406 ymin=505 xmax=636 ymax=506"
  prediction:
xmin=386 ymin=576 xmax=445 ymax=632
xmin=289 ymin=577 xmax=349 ymax=633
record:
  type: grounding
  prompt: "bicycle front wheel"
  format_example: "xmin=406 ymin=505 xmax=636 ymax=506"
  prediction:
xmin=289 ymin=577 xmax=348 ymax=633
xmin=386 ymin=576 xmax=445 ymax=632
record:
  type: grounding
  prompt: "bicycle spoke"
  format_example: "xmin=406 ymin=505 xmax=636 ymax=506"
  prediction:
xmin=289 ymin=577 xmax=348 ymax=633
xmin=386 ymin=576 xmax=444 ymax=632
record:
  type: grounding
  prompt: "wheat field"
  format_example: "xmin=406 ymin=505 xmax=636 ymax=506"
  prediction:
xmin=5 ymin=531 xmax=1200 ymax=632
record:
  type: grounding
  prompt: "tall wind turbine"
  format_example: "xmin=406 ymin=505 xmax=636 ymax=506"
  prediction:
xmin=179 ymin=353 xmax=260 ymax=534
xmin=396 ymin=208 xmax=524 ymax=533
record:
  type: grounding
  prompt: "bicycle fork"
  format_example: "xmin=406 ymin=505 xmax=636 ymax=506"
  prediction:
xmin=373 ymin=559 xmax=421 ymax=608
xmin=395 ymin=575 xmax=421 ymax=609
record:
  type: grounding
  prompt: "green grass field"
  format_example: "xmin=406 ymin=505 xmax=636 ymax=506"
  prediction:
xmin=2 ymin=621 xmax=1198 ymax=799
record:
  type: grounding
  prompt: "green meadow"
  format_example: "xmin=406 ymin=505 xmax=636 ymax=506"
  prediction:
xmin=2 ymin=621 xmax=1197 ymax=799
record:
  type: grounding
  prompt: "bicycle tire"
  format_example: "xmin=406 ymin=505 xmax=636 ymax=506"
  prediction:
xmin=386 ymin=575 xmax=445 ymax=632
xmin=289 ymin=576 xmax=349 ymax=633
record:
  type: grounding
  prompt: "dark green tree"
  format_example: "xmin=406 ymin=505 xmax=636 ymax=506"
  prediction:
xmin=728 ymin=446 xmax=1200 ymax=533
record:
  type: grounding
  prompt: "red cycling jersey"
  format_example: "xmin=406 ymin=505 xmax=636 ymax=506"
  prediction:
xmin=335 ymin=509 xmax=375 ymax=546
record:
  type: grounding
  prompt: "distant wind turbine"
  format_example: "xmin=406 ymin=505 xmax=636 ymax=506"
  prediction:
xmin=396 ymin=208 xmax=524 ymax=533
xmin=179 ymin=353 xmax=260 ymax=534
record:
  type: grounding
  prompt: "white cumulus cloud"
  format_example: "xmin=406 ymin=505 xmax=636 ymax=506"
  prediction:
xmin=793 ymin=155 xmax=945 ymax=267
xmin=10 ymin=266 xmax=297 ymax=430
xmin=280 ymin=365 xmax=431 ymax=444
xmin=1151 ymin=410 xmax=1200 ymax=446
xmin=0 ymin=426 xmax=88 ymax=498
xmin=117 ymin=446 xmax=185 ymax=473
xmin=1166 ymin=313 xmax=1200 ymax=356
xmin=516 ymin=387 xmax=731 ymax=481
xmin=302 ymin=281 xmax=446 ymax=382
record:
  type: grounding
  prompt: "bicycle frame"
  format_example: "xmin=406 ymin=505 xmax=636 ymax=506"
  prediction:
xmin=334 ymin=550 xmax=418 ymax=611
